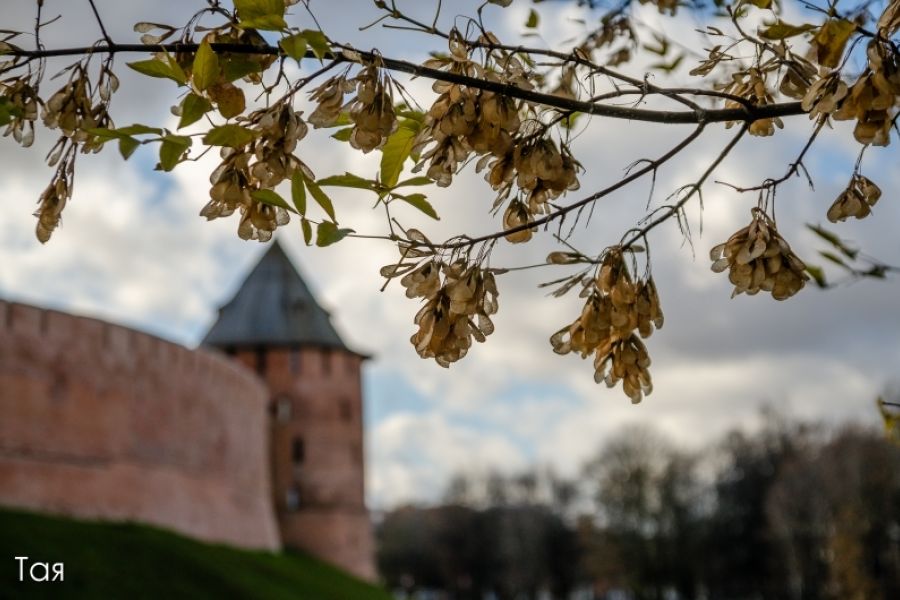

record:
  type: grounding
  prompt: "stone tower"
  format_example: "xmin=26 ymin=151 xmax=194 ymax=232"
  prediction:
xmin=203 ymin=241 xmax=375 ymax=580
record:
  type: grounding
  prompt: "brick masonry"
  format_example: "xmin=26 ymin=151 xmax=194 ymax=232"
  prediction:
xmin=0 ymin=300 xmax=281 ymax=551
xmin=231 ymin=346 xmax=375 ymax=580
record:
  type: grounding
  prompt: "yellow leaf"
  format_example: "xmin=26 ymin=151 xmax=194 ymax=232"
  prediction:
xmin=813 ymin=19 xmax=856 ymax=69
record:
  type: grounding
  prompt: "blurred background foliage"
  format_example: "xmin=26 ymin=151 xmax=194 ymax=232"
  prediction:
xmin=377 ymin=404 xmax=900 ymax=600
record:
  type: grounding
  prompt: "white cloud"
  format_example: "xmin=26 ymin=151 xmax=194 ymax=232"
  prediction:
xmin=1 ymin=0 xmax=898 ymax=510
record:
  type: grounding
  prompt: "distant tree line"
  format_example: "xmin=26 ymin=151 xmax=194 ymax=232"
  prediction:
xmin=376 ymin=414 xmax=900 ymax=600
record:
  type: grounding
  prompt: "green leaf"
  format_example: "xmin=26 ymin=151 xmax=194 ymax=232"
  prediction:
xmin=192 ymin=39 xmax=220 ymax=92
xmin=0 ymin=97 xmax=21 ymax=127
xmin=291 ymin=171 xmax=307 ymax=215
xmin=315 ymin=221 xmax=354 ymax=247
xmin=222 ymin=55 xmax=265 ymax=82
xmin=158 ymin=135 xmax=191 ymax=171
xmin=395 ymin=193 xmax=439 ymax=220
xmin=203 ymin=124 xmax=256 ymax=147
xmin=806 ymin=224 xmax=858 ymax=259
xmin=86 ymin=124 xmax=159 ymax=158
xmin=649 ymin=54 xmax=684 ymax=73
xmin=818 ymin=251 xmax=851 ymax=270
xmin=128 ymin=58 xmax=181 ymax=83
xmin=396 ymin=108 xmax=425 ymax=123
xmin=759 ymin=20 xmax=817 ymax=40
xmin=279 ymin=33 xmax=308 ymax=61
xmin=118 ymin=136 xmax=141 ymax=160
xmin=302 ymin=29 xmax=331 ymax=60
xmin=116 ymin=124 xmax=164 ymax=136
xmin=525 ymin=9 xmax=540 ymax=29
xmin=234 ymin=0 xmax=287 ymax=30
xmin=301 ymin=217 xmax=313 ymax=245
xmin=304 ymin=175 xmax=336 ymax=220
xmin=559 ymin=112 xmax=581 ymax=130
xmin=805 ymin=264 xmax=828 ymax=288
xmin=331 ymin=127 xmax=353 ymax=142
xmin=165 ymin=53 xmax=188 ymax=85
xmin=317 ymin=173 xmax=379 ymax=191
xmin=394 ymin=176 xmax=434 ymax=188
xmin=85 ymin=127 xmax=123 ymax=140
xmin=380 ymin=125 xmax=418 ymax=188
xmin=748 ymin=0 xmax=773 ymax=8
xmin=251 ymin=189 xmax=297 ymax=213
xmin=179 ymin=93 xmax=213 ymax=129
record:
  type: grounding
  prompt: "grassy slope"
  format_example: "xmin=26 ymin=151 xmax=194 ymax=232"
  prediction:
xmin=0 ymin=507 xmax=392 ymax=600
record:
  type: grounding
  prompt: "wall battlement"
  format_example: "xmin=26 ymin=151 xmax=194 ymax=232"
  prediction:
xmin=0 ymin=300 xmax=281 ymax=550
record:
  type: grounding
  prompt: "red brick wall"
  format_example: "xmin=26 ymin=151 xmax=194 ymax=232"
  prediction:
xmin=251 ymin=346 xmax=376 ymax=580
xmin=0 ymin=301 xmax=280 ymax=550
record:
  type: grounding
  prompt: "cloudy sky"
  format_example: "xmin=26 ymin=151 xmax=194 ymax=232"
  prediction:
xmin=1 ymin=0 xmax=898 ymax=508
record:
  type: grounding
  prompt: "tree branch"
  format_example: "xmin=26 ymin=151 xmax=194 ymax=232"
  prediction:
xmin=3 ymin=42 xmax=807 ymax=125
xmin=427 ymin=122 xmax=708 ymax=251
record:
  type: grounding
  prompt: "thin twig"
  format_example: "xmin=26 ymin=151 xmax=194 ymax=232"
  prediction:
xmin=87 ymin=0 xmax=114 ymax=45
xmin=621 ymin=123 xmax=749 ymax=250
xmin=425 ymin=123 xmax=708 ymax=251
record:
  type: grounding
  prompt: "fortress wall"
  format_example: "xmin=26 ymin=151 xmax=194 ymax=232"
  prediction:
xmin=0 ymin=301 xmax=280 ymax=550
xmin=281 ymin=508 xmax=376 ymax=581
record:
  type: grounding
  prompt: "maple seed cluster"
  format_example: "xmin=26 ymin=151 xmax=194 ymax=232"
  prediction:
xmin=505 ymin=139 xmax=580 ymax=215
xmin=34 ymin=173 xmax=72 ymax=244
xmin=550 ymin=249 xmax=662 ymax=403
xmin=42 ymin=71 xmax=112 ymax=147
xmin=202 ymin=105 xmax=313 ymax=241
xmin=721 ymin=69 xmax=783 ymax=137
xmin=401 ymin=260 xmax=499 ymax=368
xmin=710 ymin=209 xmax=809 ymax=301
xmin=308 ymin=74 xmax=355 ymax=128
xmin=416 ymin=31 xmax=524 ymax=188
xmin=308 ymin=66 xmax=398 ymax=153
xmin=0 ymin=78 xmax=39 ymax=147
xmin=828 ymin=174 xmax=882 ymax=223
xmin=831 ymin=41 xmax=900 ymax=147
xmin=348 ymin=66 xmax=397 ymax=153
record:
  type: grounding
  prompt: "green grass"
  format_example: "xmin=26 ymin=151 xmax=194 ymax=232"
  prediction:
xmin=0 ymin=507 xmax=393 ymax=600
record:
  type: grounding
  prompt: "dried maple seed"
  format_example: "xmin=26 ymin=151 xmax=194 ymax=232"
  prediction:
xmin=0 ymin=78 xmax=39 ymax=147
xmin=308 ymin=75 xmax=354 ymax=128
xmin=407 ymin=261 xmax=499 ymax=367
xmin=832 ymin=41 xmax=899 ymax=147
xmin=710 ymin=209 xmax=809 ymax=300
xmin=550 ymin=248 xmax=661 ymax=403
xmin=827 ymin=175 xmax=881 ymax=222
xmin=34 ymin=174 xmax=71 ymax=244
xmin=720 ymin=69 xmax=783 ymax=137
xmin=347 ymin=66 xmax=397 ymax=153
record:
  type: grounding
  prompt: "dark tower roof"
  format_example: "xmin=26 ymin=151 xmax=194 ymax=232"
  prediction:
xmin=203 ymin=240 xmax=354 ymax=352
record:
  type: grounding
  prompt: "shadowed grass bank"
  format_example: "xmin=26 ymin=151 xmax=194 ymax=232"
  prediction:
xmin=0 ymin=507 xmax=392 ymax=600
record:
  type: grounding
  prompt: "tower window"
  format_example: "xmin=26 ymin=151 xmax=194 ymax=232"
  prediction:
xmin=322 ymin=350 xmax=331 ymax=376
xmin=285 ymin=487 xmax=300 ymax=511
xmin=273 ymin=396 xmax=292 ymax=422
xmin=292 ymin=437 xmax=305 ymax=464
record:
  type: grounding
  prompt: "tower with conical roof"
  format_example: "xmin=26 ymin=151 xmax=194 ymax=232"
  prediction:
xmin=204 ymin=240 xmax=375 ymax=580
